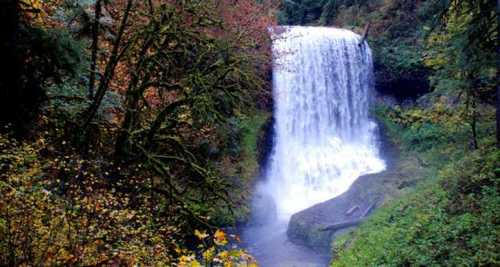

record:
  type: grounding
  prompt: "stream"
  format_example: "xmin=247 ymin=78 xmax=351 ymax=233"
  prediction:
xmin=243 ymin=221 xmax=329 ymax=267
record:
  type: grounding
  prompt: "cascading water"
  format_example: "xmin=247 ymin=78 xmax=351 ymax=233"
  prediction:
xmin=268 ymin=26 xmax=385 ymax=219
xmin=243 ymin=26 xmax=385 ymax=266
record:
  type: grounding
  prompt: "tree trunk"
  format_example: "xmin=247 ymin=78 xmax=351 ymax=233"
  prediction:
xmin=81 ymin=0 xmax=133 ymax=133
xmin=358 ymin=22 xmax=371 ymax=46
xmin=496 ymin=0 xmax=500 ymax=148
xmin=471 ymin=98 xmax=479 ymax=150
xmin=114 ymin=90 xmax=141 ymax=160
xmin=88 ymin=0 xmax=102 ymax=99
xmin=466 ymin=72 xmax=479 ymax=150
xmin=114 ymin=34 xmax=158 ymax=161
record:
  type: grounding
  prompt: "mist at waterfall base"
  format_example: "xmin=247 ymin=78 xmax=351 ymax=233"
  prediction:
xmin=242 ymin=27 xmax=385 ymax=266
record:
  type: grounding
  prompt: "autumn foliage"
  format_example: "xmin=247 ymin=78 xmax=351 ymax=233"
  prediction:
xmin=1 ymin=0 xmax=277 ymax=266
xmin=0 ymin=132 xmax=256 ymax=265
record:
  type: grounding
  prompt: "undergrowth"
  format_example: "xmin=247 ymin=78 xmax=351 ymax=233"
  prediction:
xmin=331 ymin=98 xmax=499 ymax=266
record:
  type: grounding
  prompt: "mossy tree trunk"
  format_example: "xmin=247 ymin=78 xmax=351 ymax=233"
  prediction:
xmin=496 ymin=0 xmax=500 ymax=148
xmin=88 ymin=0 xmax=102 ymax=99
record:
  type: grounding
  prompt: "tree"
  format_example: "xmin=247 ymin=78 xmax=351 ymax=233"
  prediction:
xmin=424 ymin=0 xmax=497 ymax=148
xmin=496 ymin=0 xmax=499 ymax=148
xmin=69 ymin=0 xmax=276 ymax=230
xmin=81 ymin=0 xmax=133 ymax=134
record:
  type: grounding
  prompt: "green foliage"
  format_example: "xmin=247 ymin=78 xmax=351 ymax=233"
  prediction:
xmin=332 ymin=101 xmax=499 ymax=266
xmin=373 ymin=40 xmax=426 ymax=82
xmin=278 ymin=0 xmax=370 ymax=25
xmin=375 ymin=102 xmax=462 ymax=158
xmin=401 ymin=122 xmax=449 ymax=152
xmin=423 ymin=0 xmax=497 ymax=97
xmin=332 ymin=148 xmax=499 ymax=266
xmin=34 ymin=28 xmax=87 ymax=78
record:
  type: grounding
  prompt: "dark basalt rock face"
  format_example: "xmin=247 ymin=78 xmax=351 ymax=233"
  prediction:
xmin=256 ymin=115 xmax=275 ymax=177
xmin=286 ymin=123 xmax=407 ymax=251
xmin=374 ymin=64 xmax=431 ymax=103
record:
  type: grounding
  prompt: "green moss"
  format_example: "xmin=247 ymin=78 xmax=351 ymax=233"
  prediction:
xmin=239 ymin=111 xmax=270 ymax=181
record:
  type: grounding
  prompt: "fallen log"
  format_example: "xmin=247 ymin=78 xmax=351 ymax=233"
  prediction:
xmin=320 ymin=201 xmax=378 ymax=232
xmin=320 ymin=218 xmax=363 ymax=231
xmin=358 ymin=23 xmax=371 ymax=46
xmin=361 ymin=200 xmax=377 ymax=217
xmin=345 ymin=205 xmax=360 ymax=216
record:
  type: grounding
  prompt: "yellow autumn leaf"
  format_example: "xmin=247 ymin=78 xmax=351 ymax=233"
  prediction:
xmin=218 ymin=251 xmax=229 ymax=260
xmin=214 ymin=229 xmax=227 ymax=245
xmin=20 ymin=0 xmax=45 ymax=24
xmin=194 ymin=229 xmax=208 ymax=240
xmin=202 ymin=246 xmax=216 ymax=262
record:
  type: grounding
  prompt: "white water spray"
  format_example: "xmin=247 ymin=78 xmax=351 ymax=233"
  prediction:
xmin=264 ymin=26 xmax=385 ymax=220
xmin=243 ymin=27 xmax=385 ymax=267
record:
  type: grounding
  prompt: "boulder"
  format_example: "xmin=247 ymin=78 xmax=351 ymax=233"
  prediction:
xmin=287 ymin=122 xmax=418 ymax=251
xmin=287 ymin=170 xmax=389 ymax=251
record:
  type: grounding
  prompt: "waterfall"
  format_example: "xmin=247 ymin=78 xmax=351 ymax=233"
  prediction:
xmin=264 ymin=26 xmax=386 ymax=220
xmin=243 ymin=27 xmax=385 ymax=267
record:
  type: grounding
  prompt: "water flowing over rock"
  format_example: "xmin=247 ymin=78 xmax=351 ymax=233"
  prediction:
xmin=243 ymin=26 xmax=386 ymax=266
xmin=265 ymin=26 xmax=385 ymax=219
